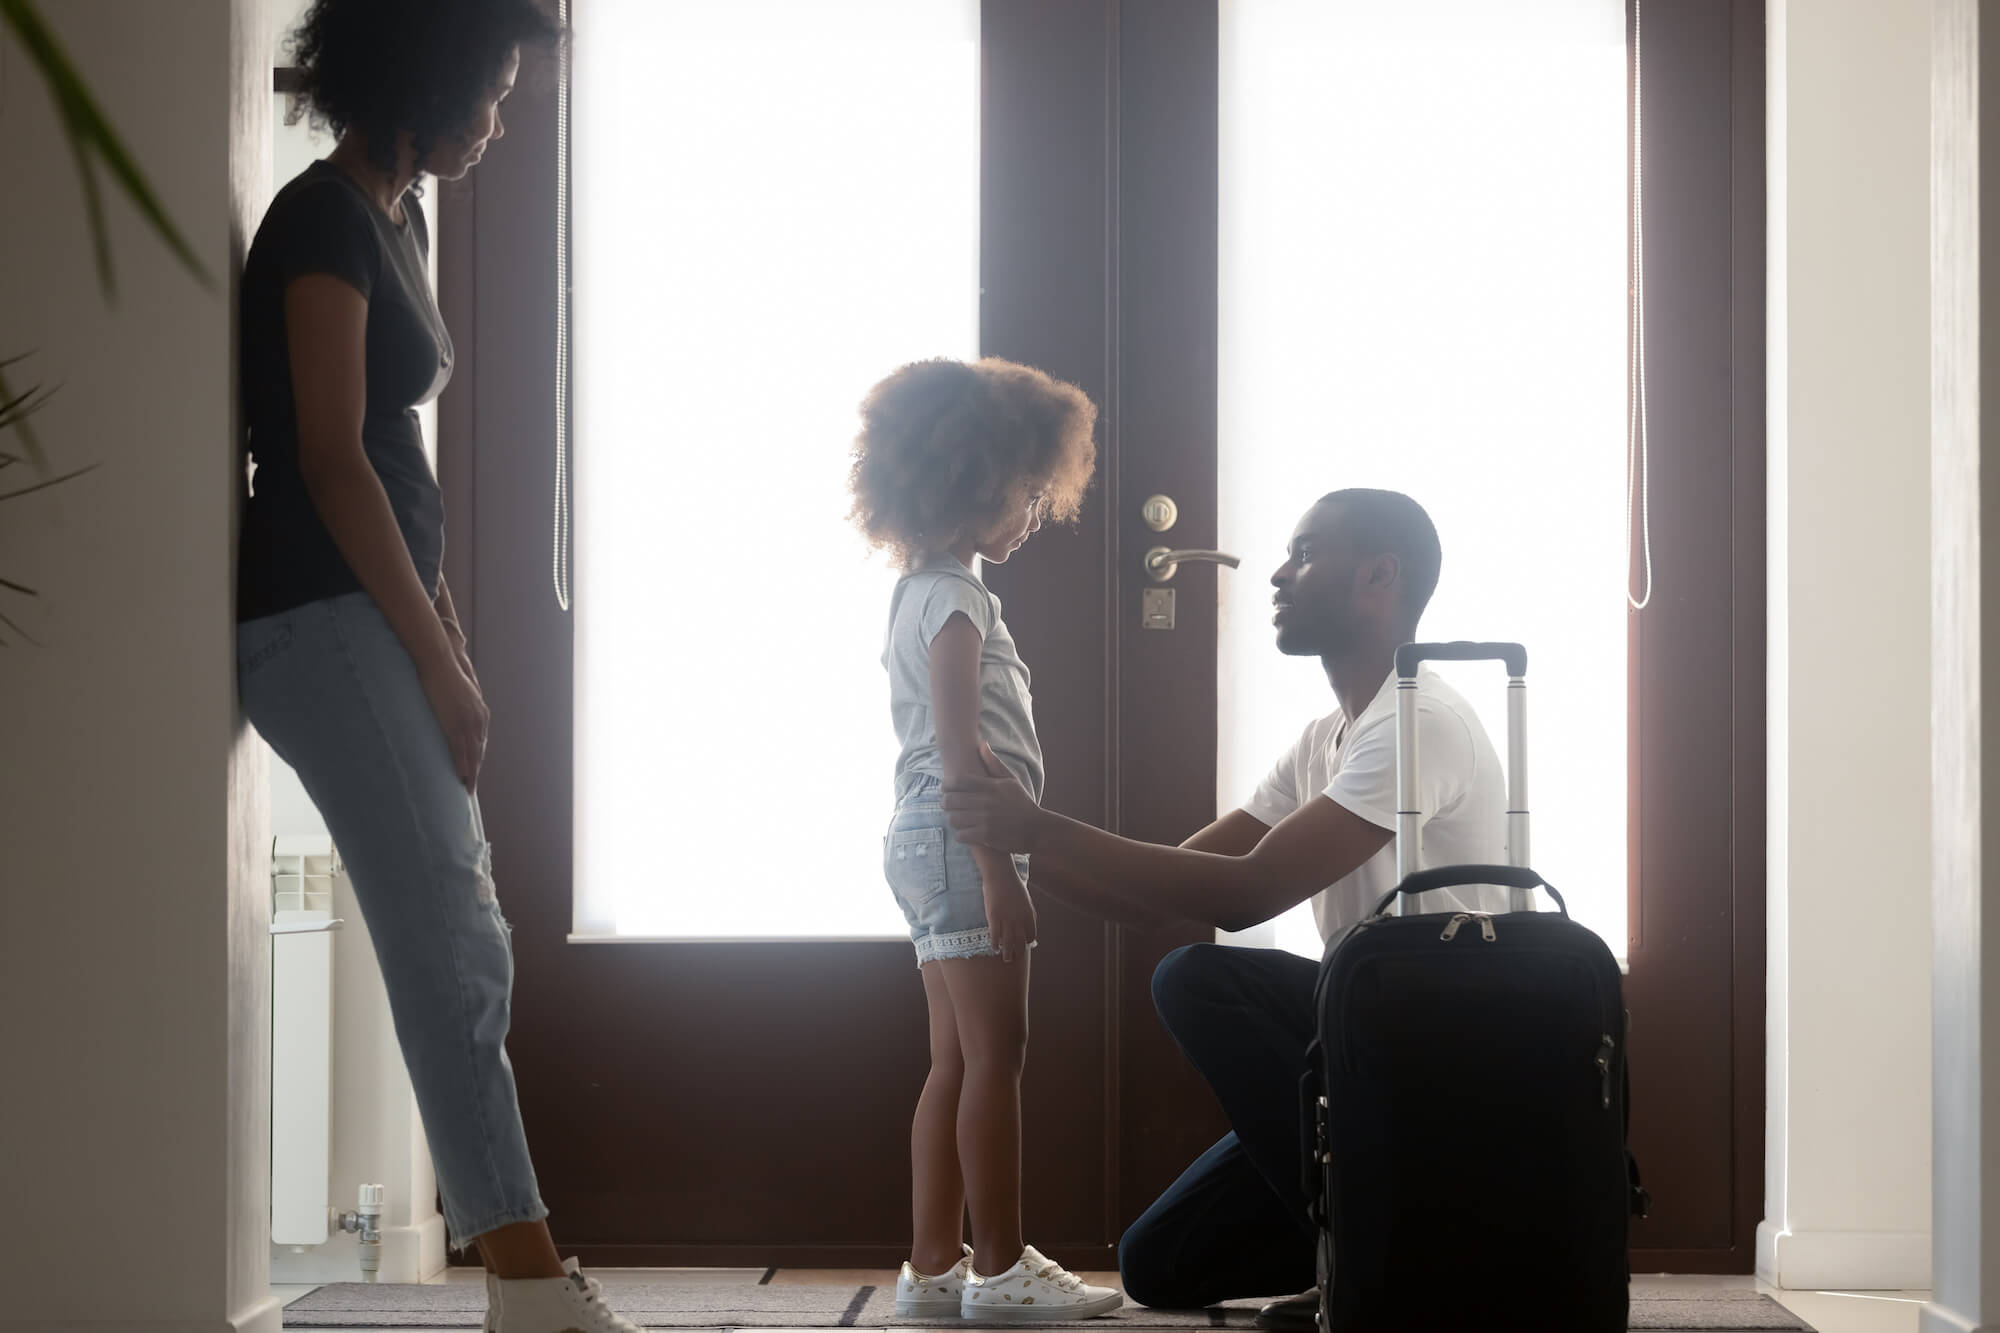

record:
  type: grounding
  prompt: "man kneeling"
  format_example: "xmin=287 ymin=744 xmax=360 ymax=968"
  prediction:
xmin=942 ymin=489 xmax=1507 ymax=1320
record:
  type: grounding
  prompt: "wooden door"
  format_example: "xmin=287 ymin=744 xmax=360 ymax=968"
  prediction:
xmin=439 ymin=0 xmax=1224 ymax=1269
xmin=978 ymin=0 xmax=1229 ymax=1248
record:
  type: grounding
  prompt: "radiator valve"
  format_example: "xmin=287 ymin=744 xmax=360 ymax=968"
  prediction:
xmin=333 ymin=1183 xmax=385 ymax=1282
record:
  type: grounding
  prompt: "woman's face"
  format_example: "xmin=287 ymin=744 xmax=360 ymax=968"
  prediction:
xmin=424 ymin=46 xmax=521 ymax=181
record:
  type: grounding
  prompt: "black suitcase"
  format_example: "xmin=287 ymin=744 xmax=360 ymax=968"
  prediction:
xmin=1301 ymin=643 xmax=1648 ymax=1332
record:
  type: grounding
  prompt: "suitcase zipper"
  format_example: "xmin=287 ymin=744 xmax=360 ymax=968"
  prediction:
xmin=1329 ymin=942 xmax=1623 ymax=1093
xmin=1437 ymin=912 xmax=1498 ymax=943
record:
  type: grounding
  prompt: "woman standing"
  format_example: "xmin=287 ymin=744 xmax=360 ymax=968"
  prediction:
xmin=238 ymin=4 xmax=640 ymax=1329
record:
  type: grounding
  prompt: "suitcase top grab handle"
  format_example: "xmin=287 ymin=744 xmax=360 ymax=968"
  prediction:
xmin=1395 ymin=640 xmax=1528 ymax=678
xmin=1373 ymin=866 xmax=1569 ymax=919
xmin=1395 ymin=640 xmax=1530 ymax=913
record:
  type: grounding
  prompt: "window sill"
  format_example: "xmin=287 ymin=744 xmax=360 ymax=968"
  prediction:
xmin=567 ymin=932 xmax=908 ymax=945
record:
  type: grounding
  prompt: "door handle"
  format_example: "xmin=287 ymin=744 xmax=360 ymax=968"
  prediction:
xmin=1144 ymin=547 xmax=1241 ymax=582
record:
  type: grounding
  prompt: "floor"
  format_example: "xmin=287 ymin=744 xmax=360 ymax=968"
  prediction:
xmin=270 ymin=1267 xmax=1934 ymax=1333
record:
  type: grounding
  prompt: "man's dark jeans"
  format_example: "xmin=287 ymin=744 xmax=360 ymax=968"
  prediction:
xmin=1118 ymin=943 xmax=1322 ymax=1309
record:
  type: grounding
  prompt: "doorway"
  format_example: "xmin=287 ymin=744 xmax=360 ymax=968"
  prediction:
xmin=440 ymin=0 xmax=1764 ymax=1273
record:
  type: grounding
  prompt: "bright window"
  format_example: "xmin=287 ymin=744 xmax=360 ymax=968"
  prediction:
xmin=1218 ymin=0 xmax=1629 ymax=958
xmin=571 ymin=0 xmax=980 ymax=938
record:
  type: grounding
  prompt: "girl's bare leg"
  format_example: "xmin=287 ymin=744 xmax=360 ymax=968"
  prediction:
xmin=910 ymin=960 xmax=970 ymax=1274
xmin=938 ymin=952 xmax=1032 ymax=1277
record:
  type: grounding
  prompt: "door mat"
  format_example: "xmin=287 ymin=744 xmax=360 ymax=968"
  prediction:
xmin=283 ymin=1280 xmax=1812 ymax=1330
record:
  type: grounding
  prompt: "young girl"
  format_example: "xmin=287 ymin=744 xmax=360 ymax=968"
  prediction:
xmin=848 ymin=358 xmax=1121 ymax=1320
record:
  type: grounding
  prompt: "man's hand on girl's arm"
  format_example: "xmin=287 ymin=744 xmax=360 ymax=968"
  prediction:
xmin=946 ymin=750 xmax=1278 ymax=929
xmin=940 ymin=742 xmax=1054 ymax=853
xmin=945 ymin=743 xmax=1392 ymax=932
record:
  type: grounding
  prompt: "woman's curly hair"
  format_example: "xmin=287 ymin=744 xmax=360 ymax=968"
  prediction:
xmin=848 ymin=357 xmax=1098 ymax=569
xmin=286 ymin=0 xmax=561 ymax=181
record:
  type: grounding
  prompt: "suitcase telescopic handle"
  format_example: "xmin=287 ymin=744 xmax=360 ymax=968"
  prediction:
xmin=1372 ymin=866 xmax=1570 ymax=919
xmin=1394 ymin=641 xmax=1528 ymax=677
xmin=1395 ymin=641 xmax=1531 ymax=915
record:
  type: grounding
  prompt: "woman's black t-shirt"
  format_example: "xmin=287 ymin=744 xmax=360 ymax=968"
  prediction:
xmin=238 ymin=160 xmax=453 ymax=622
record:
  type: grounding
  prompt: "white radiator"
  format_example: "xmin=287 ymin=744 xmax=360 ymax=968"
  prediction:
xmin=270 ymin=835 xmax=342 ymax=1247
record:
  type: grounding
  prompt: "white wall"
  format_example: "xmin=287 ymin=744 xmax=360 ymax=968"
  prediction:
xmin=1761 ymin=0 xmax=1936 ymax=1293
xmin=0 ymin=2 xmax=276 ymax=1330
xmin=1927 ymin=5 xmax=2000 ymax=1329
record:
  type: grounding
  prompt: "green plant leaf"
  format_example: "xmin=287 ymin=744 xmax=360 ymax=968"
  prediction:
xmin=0 ymin=0 xmax=214 ymax=295
xmin=0 ymin=460 xmax=97 ymax=502
xmin=0 ymin=368 xmax=51 ymax=423
xmin=0 ymin=602 xmax=40 ymax=647
xmin=58 ymin=102 xmax=116 ymax=296
xmin=0 ymin=363 xmax=47 ymax=468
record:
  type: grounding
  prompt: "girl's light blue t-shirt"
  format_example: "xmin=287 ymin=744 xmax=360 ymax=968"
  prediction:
xmin=882 ymin=553 xmax=1045 ymax=804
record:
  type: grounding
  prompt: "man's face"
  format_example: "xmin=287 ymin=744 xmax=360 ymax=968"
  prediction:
xmin=1269 ymin=500 xmax=1386 ymax=657
xmin=1270 ymin=502 xmax=1355 ymax=656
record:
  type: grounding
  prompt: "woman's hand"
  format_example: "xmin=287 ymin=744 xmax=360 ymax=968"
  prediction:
xmin=984 ymin=867 xmax=1038 ymax=965
xmin=442 ymin=617 xmax=479 ymax=688
xmin=418 ymin=652 xmax=489 ymax=791
xmin=944 ymin=743 xmax=1049 ymax=852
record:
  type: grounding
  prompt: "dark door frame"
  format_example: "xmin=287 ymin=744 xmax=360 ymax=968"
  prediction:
xmin=1621 ymin=0 xmax=1767 ymax=1274
xmin=437 ymin=0 xmax=1766 ymax=1274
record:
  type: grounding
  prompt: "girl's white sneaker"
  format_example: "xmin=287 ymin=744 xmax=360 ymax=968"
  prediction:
xmin=897 ymin=1243 xmax=976 ymax=1315
xmin=960 ymin=1245 xmax=1123 ymax=1321
xmin=494 ymin=1258 xmax=645 ymax=1333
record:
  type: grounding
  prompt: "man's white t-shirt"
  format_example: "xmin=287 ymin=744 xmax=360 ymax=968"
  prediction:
xmin=1241 ymin=669 xmax=1509 ymax=945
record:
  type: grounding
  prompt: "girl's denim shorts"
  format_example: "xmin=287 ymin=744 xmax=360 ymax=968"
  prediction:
xmin=884 ymin=773 xmax=1032 ymax=967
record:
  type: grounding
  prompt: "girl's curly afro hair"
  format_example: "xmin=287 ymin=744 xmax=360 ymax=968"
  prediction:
xmin=287 ymin=0 xmax=560 ymax=179
xmin=848 ymin=357 xmax=1098 ymax=570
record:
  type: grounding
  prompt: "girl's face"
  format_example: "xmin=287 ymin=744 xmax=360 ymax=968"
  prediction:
xmin=975 ymin=492 xmax=1046 ymax=564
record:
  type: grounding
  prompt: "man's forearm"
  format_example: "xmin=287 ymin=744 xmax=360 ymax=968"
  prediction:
xmin=1025 ymin=854 xmax=1190 ymax=928
xmin=1030 ymin=810 xmax=1287 ymax=932
xmin=971 ymin=843 xmax=1022 ymax=897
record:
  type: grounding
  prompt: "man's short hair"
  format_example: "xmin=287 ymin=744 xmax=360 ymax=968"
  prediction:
xmin=1319 ymin=488 xmax=1442 ymax=629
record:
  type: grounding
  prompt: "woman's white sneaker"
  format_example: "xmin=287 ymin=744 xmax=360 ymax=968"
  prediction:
xmin=897 ymin=1243 xmax=975 ymax=1315
xmin=960 ymin=1245 xmax=1123 ymax=1321
xmin=494 ymin=1258 xmax=645 ymax=1333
